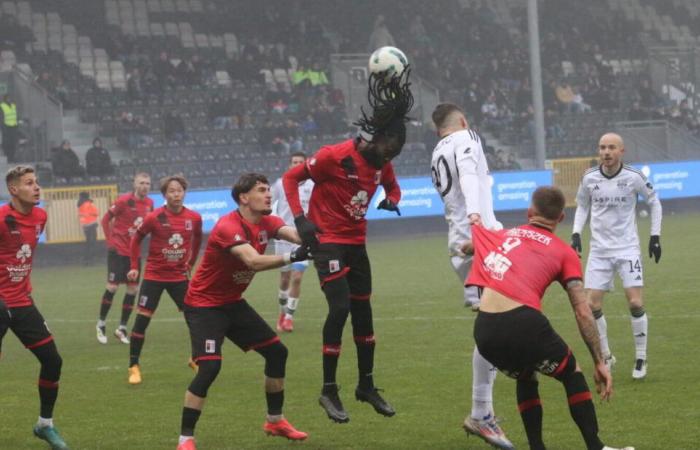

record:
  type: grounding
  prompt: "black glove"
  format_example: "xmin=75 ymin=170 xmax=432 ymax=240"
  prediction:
xmin=648 ymin=235 xmax=661 ymax=263
xmin=294 ymin=214 xmax=320 ymax=251
xmin=377 ymin=199 xmax=401 ymax=216
xmin=289 ymin=245 xmax=311 ymax=263
xmin=571 ymin=233 xmax=582 ymax=255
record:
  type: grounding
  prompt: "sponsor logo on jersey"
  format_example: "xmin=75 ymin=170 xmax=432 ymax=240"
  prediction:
xmin=16 ymin=243 xmax=31 ymax=262
xmin=129 ymin=217 xmax=144 ymax=236
xmin=163 ymin=233 xmax=187 ymax=261
xmin=344 ymin=190 xmax=369 ymax=220
xmin=169 ymin=233 xmax=184 ymax=248
xmin=593 ymin=184 xmax=600 ymax=190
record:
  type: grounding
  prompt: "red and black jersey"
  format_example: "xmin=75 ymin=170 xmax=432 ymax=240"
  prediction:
xmin=130 ymin=206 xmax=203 ymax=282
xmin=283 ymin=139 xmax=401 ymax=245
xmin=102 ymin=193 xmax=154 ymax=256
xmin=467 ymin=224 xmax=583 ymax=311
xmin=0 ymin=204 xmax=47 ymax=308
xmin=185 ymin=211 xmax=285 ymax=308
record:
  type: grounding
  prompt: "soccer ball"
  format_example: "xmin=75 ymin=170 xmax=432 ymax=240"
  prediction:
xmin=368 ymin=46 xmax=408 ymax=80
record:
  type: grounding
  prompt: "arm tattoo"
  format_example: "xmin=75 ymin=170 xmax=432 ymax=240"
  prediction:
xmin=566 ymin=281 xmax=604 ymax=363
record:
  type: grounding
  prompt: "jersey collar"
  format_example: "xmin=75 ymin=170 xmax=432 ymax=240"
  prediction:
xmin=599 ymin=163 xmax=623 ymax=179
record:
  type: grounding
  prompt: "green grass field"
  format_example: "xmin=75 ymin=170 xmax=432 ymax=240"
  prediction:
xmin=2 ymin=213 xmax=699 ymax=449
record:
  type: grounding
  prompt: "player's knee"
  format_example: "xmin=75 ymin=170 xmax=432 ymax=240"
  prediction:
xmin=106 ymin=283 xmax=118 ymax=293
xmin=553 ymin=353 xmax=578 ymax=382
xmin=629 ymin=302 xmax=645 ymax=314
xmin=126 ymin=284 xmax=139 ymax=295
xmin=260 ymin=342 xmax=288 ymax=378
xmin=38 ymin=348 xmax=62 ymax=380
xmin=188 ymin=359 xmax=222 ymax=397
xmin=132 ymin=314 xmax=151 ymax=334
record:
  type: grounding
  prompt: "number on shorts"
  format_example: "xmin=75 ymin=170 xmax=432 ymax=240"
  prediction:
xmin=628 ymin=259 xmax=641 ymax=273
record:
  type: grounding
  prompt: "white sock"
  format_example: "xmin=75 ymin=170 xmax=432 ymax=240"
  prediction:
xmin=596 ymin=315 xmax=611 ymax=357
xmin=285 ymin=297 xmax=299 ymax=317
xmin=179 ymin=436 xmax=194 ymax=445
xmin=471 ymin=346 xmax=496 ymax=419
xmin=266 ymin=414 xmax=283 ymax=423
xmin=37 ymin=417 xmax=53 ymax=428
xmin=630 ymin=313 xmax=648 ymax=360
xmin=97 ymin=320 xmax=106 ymax=328
xmin=278 ymin=289 xmax=288 ymax=310
xmin=465 ymin=286 xmax=480 ymax=306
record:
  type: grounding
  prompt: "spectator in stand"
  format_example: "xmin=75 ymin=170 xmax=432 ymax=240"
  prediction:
xmin=127 ymin=68 xmax=143 ymax=100
xmin=301 ymin=114 xmax=319 ymax=137
xmin=555 ymin=81 xmax=576 ymax=113
xmin=164 ymin=112 xmax=188 ymax=143
xmin=208 ymin=96 xmax=233 ymax=129
xmin=176 ymin=55 xmax=203 ymax=86
xmin=120 ymin=112 xmax=152 ymax=149
xmin=77 ymin=192 xmax=99 ymax=265
xmin=153 ymin=51 xmax=177 ymax=89
xmin=571 ymin=87 xmax=591 ymax=113
xmin=51 ymin=140 xmax=85 ymax=179
xmin=85 ymin=138 xmax=114 ymax=177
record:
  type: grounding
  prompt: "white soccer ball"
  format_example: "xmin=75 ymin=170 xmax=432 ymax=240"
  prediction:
xmin=368 ymin=46 xmax=408 ymax=80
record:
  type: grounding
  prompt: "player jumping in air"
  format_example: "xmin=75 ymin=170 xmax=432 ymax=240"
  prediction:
xmin=97 ymin=173 xmax=154 ymax=344
xmin=469 ymin=186 xmax=634 ymax=450
xmin=572 ymin=133 xmax=662 ymax=379
xmin=283 ymin=69 xmax=412 ymax=423
xmin=0 ymin=166 xmax=69 ymax=449
xmin=176 ymin=173 xmax=309 ymax=450
xmin=430 ymin=103 xmax=513 ymax=449
xmin=271 ymin=152 xmax=314 ymax=332
xmin=126 ymin=175 xmax=203 ymax=384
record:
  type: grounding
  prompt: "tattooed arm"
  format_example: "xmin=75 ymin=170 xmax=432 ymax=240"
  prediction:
xmin=566 ymin=279 xmax=603 ymax=364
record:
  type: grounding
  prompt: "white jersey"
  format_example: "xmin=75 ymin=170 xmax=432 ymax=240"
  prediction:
xmin=430 ymin=129 xmax=501 ymax=255
xmin=271 ymin=177 xmax=313 ymax=226
xmin=573 ymin=164 xmax=662 ymax=257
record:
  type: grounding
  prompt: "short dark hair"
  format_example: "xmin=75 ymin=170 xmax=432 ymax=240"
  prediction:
xmin=160 ymin=174 xmax=188 ymax=195
xmin=531 ymin=186 xmax=566 ymax=221
xmin=290 ymin=151 xmax=306 ymax=161
xmin=231 ymin=173 xmax=269 ymax=204
xmin=5 ymin=165 xmax=35 ymax=187
xmin=432 ymin=103 xmax=464 ymax=129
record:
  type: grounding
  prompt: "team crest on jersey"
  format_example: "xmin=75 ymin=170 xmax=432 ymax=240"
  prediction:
xmin=16 ymin=244 xmax=32 ymax=262
xmin=185 ymin=220 xmax=193 ymax=230
xmin=374 ymin=171 xmax=381 ymax=185
xmin=617 ymin=180 xmax=627 ymax=189
xmin=169 ymin=233 xmax=184 ymax=248
xmin=329 ymin=259 xmax=340 ymax=273
xmin=258 ymin=230 xmax=268 ymax=245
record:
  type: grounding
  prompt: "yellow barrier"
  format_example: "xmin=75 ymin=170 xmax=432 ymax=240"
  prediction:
xmin=548 ymin=157 xmax=599 ymax=207
xmin=41 ymin=185 xmax=118 ymax=244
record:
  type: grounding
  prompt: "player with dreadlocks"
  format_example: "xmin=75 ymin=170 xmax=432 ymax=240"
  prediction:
xmin=283 ymin=69 xmax=413 ymax=423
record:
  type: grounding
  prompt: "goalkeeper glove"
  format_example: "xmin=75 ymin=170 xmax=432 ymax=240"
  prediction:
xmin=289 ymin=245 xmax=311 ymax=263
xmin=377 ymin=199 xmax=401 ymax=216
xmin=571 ymin=233 xmax=582 ymax=255
xmin=294 ymin=214 xmax=320 ymax=251
xmin=648 ymin=235 xmax=661 ymax=263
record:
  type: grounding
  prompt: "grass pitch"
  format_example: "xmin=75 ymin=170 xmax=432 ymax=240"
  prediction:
xmin=1 ymin=213 xmax=699 ymax=449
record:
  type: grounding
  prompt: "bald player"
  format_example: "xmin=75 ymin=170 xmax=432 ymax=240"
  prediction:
xmin=572 ymin=133 xmax=662 ymax=380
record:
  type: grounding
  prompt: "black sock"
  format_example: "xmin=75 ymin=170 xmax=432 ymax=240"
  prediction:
xmin=266 ymin=390 xmax=284 ymax=416
xmin=120 ymin=293 xmax=136 ymax=327
xmin=562 ymin=372 xmax=604 ymax=450
xmin=99 ymin=290 xmax=115 ymax=321
xmin=322 ymin=351 xmax=340 ymax=386
xmin=354 ymin=337 xmax=375 ymax=390
xmin=517 ymin=378 xmax=545 ymax=450
xmin=38 ymin=381 xmax=59 ymax=419
xmin=181 ymin=407 xmax=201 ymax=436
xmin=129 ymin=314 xmax=151 ymax=366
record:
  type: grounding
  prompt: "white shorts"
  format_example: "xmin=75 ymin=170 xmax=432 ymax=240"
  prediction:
xmin=274 ymin=240 xmax=309 ymax=273
xmin=584 ymin=254 xmax=644 ymax=291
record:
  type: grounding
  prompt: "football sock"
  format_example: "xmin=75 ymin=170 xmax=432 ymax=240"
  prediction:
xmin=278 ymin=289 xmax=288 ymax=310
xmin=350 ymin=299 xmax=375 ymax=391
xmin=593 ymin=310 xmax=611 ymax=357
xmin=471 ymin=347 xmax=496 ymax=419
xmin=120 ymin=293 xmax=136 ymax=327
xmin=180 ymin=407 xmax=201 ymax=437
xmin=266 ymin=390 xmax=284 ymax=416
xmin=284 ymin=297 xmax=299 ymax=317
xmin=31 ymin=342 xmax=62 ymax=420
xmin=37 ymin=417 xmax=53 ymax=428
xmin=321 ymin=278 xmax=351 ymax=385
xmin=562 ymin=371 xmax=604 ymax=450
xmin=97 ymin=319 xmax=106 ymax=328
xmin=630 ymin=307 xmax=647 ymax=360
xmin=99 ymin=290 xmax=115 ymax=321
xmin=178 ymin=436 xmax=194 ymax=445
xmin=516 ymin=377 xmax=545 ymax=450
xmin=322 ymin=348 xmax=340 ymax=385
xmin=129 ymin=314 xmax=151 ymax=366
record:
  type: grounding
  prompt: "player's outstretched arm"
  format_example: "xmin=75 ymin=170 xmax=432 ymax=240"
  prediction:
xmin=566 ymin=279 xmax=613 ymax=401
xmin=230 ymin=243 xmax=309 ymax=272
xmin=276 ymin=225 xmax=302 ymax=245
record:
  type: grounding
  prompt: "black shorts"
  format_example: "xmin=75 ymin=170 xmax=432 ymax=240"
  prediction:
xmin=137 ymin=279 xmax=189 ymax=314
xmin=474 ymin=306 xmax=570 ymax=380
xmin=2 ymin=303 xmax=54 ymax=352
xmin=184 ymin=301 xmax=279 ymax=363
xmin=107 ymin=248 xmax=140 ymax=284
xmin=313 ymin=243 xmax=372 ymax=298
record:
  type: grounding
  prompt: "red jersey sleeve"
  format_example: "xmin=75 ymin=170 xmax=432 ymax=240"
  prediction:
xmin=558 ymin=246 xmax=583 ymax=287
xmin=282 ymin=163 xmax=311 ymax=217
xmin=211 ymin=218 xmax=249 ymax=250
xmin=381 ymin=163 xmax=401 ymax=204
xmin=305 ymin=146 xmax=335 ymax=183
xmin=265 ymin=215 xmax=286 ymax=238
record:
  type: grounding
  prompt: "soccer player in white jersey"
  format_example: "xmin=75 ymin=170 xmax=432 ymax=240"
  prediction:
xmin=572 ymin=132 xmax=662 ymax=380
xmin=431 ymin=103 xmax=513 ymax=450
xmin=271 ymin=152 xmax=314 ymax=332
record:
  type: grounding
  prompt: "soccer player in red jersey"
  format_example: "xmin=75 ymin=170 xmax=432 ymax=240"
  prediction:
xmin=468 ymin=186 xmax=633 ymax=450
xmin=0 ymin=166 xmax=69 ymax=449
xmin=283 ymin=71 xmax=413 ymax=423
xmin=176 ymin=173 xmax=309 ymax=450
xmin=125 ymin=175 xmax=203 ymax=384
xmin=96 ymin=172 xmax=154 ymax=345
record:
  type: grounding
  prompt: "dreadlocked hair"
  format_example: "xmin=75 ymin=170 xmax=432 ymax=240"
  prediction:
xmin=355 ymin=66 xmax=414 ymax=141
